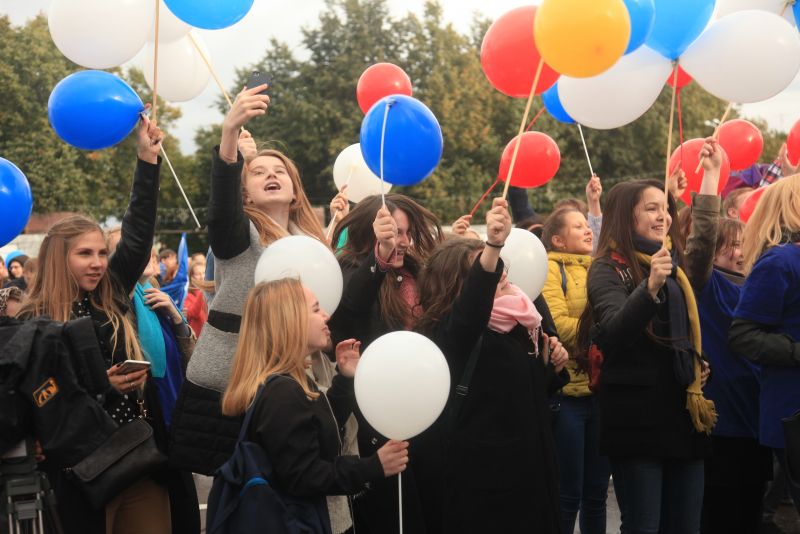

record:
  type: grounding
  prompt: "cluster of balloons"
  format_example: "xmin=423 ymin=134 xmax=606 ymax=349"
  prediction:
xmin=0 ymin=159 xmax=33 ymax=248
xmin=47 ymin=0 xmax=255 ymax=151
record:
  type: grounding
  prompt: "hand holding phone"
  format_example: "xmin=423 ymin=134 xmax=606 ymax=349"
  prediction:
xmin=116 ymin=360 xmax=152 ymax=375
xmin=247 ymin=71 xmax=272 ymax=95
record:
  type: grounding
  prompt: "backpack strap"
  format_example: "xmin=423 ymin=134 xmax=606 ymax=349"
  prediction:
xmin=236 ymin=375 xmax=280 ymax=443
xmin=449 ymin=335 xmax=483 ymax=431
xmin=608 ymin=252 xmax=635 ymax=293
xmin=559 ymin=262 xmax=568 ymax=296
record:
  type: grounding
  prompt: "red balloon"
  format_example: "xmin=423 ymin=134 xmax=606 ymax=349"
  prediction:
xmin=356 ymin=63 xmax=412 ymax=114
xmin=739 ymin=186 xmax=766 ymax=223
xmin=787 ymin=118 xmax=800 ymax=166
xmin=480 ymin=6 xmax=560 ymax=98
xmin=498 ymin=132 xmax=560 ymax=188
xmin=666 ymin=65 xmax=693 ymax=89
xmin=668 ymin=138 xmax=731 ymax=205
xmin=718 ymin=119 xmax=764 ymax=171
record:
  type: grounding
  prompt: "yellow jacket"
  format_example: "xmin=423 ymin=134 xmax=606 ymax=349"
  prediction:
xmin=543 ymin=251 xmax=592 ymax=397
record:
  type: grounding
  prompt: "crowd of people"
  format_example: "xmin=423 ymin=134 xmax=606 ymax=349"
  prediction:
xmin=1 ymin=84 xmax=799 ymax=534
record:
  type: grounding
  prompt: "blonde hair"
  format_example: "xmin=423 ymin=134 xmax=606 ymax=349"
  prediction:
xmin=742 ymin=174 xmax=800 ymax=272
xmin=242 ymin=149 xmax=326 ymax=246
xmin=19 ymin=215 xmax=144 ymax=362
xmin=221 ymin=278 xmax=317 ymax=416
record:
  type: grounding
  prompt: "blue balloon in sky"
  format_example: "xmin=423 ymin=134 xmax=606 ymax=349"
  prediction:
xmin=360 ymin=95 xmax=443 ymax=187
xmin=48 ymin=70 xmax=143 ymax=151
xmin=0 ymin=158 xmax=33 ymax=248
xmin=646 ymin=0 xmax=716 ymax=60
xmin=623 ymin=0 xmax=656 ymax=54
xmin=542 ymin=83 xmax=574 ymax=125
xmin=164 ymin=0 xmax=254 ymax=30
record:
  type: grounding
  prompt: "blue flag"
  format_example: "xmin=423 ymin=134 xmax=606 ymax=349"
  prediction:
xmin=161 ymin=233 xmax=189 ymax=309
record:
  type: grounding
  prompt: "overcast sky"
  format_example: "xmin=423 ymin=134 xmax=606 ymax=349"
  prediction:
xmin=5 ymin=0 xmax=799 ymax=154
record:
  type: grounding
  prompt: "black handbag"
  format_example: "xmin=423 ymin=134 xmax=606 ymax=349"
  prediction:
xmin=783 ymin=409 xmax=800 ymax=486
xmin=65 ymin=400 xmax=167 ymax=509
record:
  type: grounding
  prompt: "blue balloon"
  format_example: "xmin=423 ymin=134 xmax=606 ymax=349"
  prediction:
xmin=794 ymin=2 xmax=799 ymax=24
xmin=542 ymin=83 xmax=574 ymax=125
xmin=623 ymin=0 xmax=656 ymax=54
xmin=646 ymin=0 xmax=715 ymax=60
xmin=359 ymin=95 xmax=443 ymax=187
xmin=48 ymin=71 xmax=143 ymax=151
xmin=164 ymin=0 xmax=254 ymax=30
xmin=0 ymin=158 xmax=33 ymax=248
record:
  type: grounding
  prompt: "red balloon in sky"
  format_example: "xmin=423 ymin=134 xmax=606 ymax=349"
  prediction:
xmin=666 ymin=65 xmax=693 ymax=89
xmin=356 ymin=63 xmax=413 ymax=114
xmin=739 ymin=186 xmax=766 ymax=223
xmin=480 ymin=6 xmax=560 ymax=98
xmin=787 ymin=118 xmax=800 ymax=166
xmin=498 ymin=131 xmax=561 ymax=188
xmin=669 ymin=138 xmax=731 ymax=205
xmin=718 ymin=119 xmax=764 ymax=171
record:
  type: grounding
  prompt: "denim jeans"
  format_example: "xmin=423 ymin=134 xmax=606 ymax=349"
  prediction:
xmin=611 ymin=457 xmax=704 ymax=534
xmin=551 ymin=395 xmax=611 ymax=534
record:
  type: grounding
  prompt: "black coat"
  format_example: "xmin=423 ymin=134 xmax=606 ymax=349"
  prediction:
xmin=587 ymin=256 xmax=710 ymax=460
xmin=423 ymin=258 xmax=567 ymax=534
xmin=328 ymin=251 xmax=428 ymax=534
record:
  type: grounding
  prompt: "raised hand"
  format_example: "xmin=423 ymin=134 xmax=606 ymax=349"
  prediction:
xmin=647 ymin=248 xmax=673 ymax=299
xmin=485 ymin=197 xmax=511 ymax=247
xmin=144 ymin=287 xmax=183 ymax=325
xmin=373 ymin=206 xmax=397 ymax=261
xmin=329 ymin=185 xmax=350 ymax=224
xmin=137 ymin=106 xmax=164 ymax=165
xmin=223 ymin=85 xmax=270 ymax=133
xmin=667 ymin=167 xmax=688 ymax=201
xmin=451 ymin=214 xmax=473 ymax=236
xmin=335 ymin=338 xmax=361 ymax=378
xmin=586 ymin=175 xmax=603 ymax=216
xmin=779 ymin=143 xmax=799 ymax=176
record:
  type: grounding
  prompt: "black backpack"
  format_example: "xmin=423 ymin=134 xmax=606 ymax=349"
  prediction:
xmin=206 ymin=376 xmax=332 ymax=534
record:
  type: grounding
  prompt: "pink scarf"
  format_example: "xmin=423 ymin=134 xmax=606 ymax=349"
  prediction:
xmin=488 ymin=284 xmax=543 ymax=348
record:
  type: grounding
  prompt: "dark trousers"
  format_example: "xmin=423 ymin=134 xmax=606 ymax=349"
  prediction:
xmin=775 ymin=447 xmax=800 ymax=515
xmin=551 ymin=395 xmax=610 ymax=534
xmin=611 ymin=457 xmax=704 ymax=534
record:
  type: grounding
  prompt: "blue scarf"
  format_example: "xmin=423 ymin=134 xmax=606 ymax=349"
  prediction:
xmin=132 ymin=282 xmax=166 ymax=378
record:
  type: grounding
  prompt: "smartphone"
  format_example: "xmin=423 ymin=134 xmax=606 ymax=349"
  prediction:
xmin=247 ymin=71 xmax=272 ymax=95
xmin=116 ymin=360 xmax=152 ymax=374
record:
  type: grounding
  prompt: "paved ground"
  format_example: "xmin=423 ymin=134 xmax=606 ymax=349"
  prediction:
xmin=196 ymin=473 xmax=799 ymax=533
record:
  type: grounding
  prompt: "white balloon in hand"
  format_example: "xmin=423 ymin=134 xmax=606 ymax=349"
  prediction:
xmin=500 ymin=228 xmax=549 ymax=300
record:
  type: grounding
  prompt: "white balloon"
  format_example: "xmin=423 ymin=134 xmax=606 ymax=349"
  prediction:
xmin=48 ymin=0 xmax=154 ymax=69
xmin=558 ymin=46 xmax=672 ymax=130
xmin=355 ymin=331 xmax=450 ymax=441
xmin=254 ymin=235 xmax=343 ymax=315
xmin=715 ymin=0 xmax=796 ymax=25
xmin=500 ymin=228 xmax=549 ymax=300
xmin=333 ymin=144 xmax=392 ymax=203
xmin=143 ymin=32 xmax=210 ymax=102
xmin=680 ymin=11 xmax=800 ymax=104
xmin=148 ymin=0 xmax=191 ymax=43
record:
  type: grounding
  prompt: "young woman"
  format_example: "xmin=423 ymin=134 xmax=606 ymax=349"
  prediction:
xmin=729 ymin=173 xmax=800 ymax=516
xmin=328 ymin=193 xmax=443 ymax=534
xmin=3 ymin=253 xmax=29 ymax=290
xmin=580 ymin=176 xmax=715 ymax=534
xmin=18 ymin=116 xmax=169 ymax=534
xmin=182 ymin=258 xmax=208 ymax=337
xmin=541 ymin=207 xmax=610 ymax=534
xmin=416 ymin=198 xmax=569 ymax=533
xmin=174 ymin=84 xmax=336 ymax=475
xmin=221 ymin=278 xmax=409 ymax=534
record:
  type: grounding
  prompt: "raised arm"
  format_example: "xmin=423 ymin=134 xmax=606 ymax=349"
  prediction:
xmin=109 ymin=114 xmax=163 ymax=294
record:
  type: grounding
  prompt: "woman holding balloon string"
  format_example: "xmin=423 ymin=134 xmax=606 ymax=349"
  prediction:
xmin=17 ymin=114 xmax=169 ymax=534
xmin=328 ymin=194 xmax=443 ymax=534
xmin=221 ymin=277 xmax=409 ymax=534
xmin=415 ymin=198 xmax=569 ymax=533
xmin=174 ymin=83 xmax=347 ymax=475
xmin=729 ymin=172 xmax=800 ymax=517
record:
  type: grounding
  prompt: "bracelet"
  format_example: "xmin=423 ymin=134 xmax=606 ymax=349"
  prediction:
xmin=485 ymin=241 xmax=504 ymax=249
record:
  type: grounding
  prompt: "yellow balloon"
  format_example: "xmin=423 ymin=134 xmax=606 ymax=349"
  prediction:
xmin=535 ymin=0 xmax=631 ymax=78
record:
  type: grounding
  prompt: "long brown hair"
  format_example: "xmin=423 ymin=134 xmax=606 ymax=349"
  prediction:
xmin=222 ymin=278 xmax=317 ymax=416
xmin=417 ymin=238 xmax=486 ymax=333
xmin=19 ymin=215 xmax=143 ymax=361
xmin=577 ymin=179 xmax=683 ymax=356
xmin=242 ymin=148 xmax=326 ymax=245
xmin=333 ymin=194 xmax=444 ymax=328
xmin=741 ymin=174 xmax=800 ymax=272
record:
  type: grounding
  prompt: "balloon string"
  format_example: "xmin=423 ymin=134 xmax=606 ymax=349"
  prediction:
xmin=152 ymin=0 xmax=160 ymax=124
xmin=379 ymin=100 xmax=394 ymax=207
xmin=577 ymin=123 xmax=594 ymax=177
xmin=525 ymin=107 xmax=546 ymax=132
xmin=188 ymin=32 xmax=234 ymax=108
xmin=325 ymin=167 xmax=354 ymax=242
xmin=695 ymin=102 xmax=733 ymax=173
xmin=469 ymin=178 xmax=500 ymax=218
xmin=398 ymin=472 xmax=404 ymax=534
xmin=779 ymin=1 xmax=791 ymax=16
xmin=663 ymin=65 xmax=679 ymax=247
xmin=161 ymin=145 xmax=201 ymax=229
xmin=502 ymin=57 xmax=545 ymax=200
xmin=677 ymin=88 xmax=684 ymax=166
